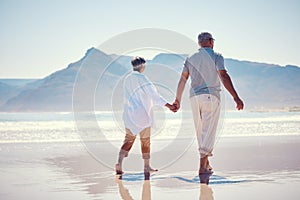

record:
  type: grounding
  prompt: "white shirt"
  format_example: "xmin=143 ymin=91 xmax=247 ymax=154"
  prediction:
xmin=123 ymin=71 xmax=167 ymax=135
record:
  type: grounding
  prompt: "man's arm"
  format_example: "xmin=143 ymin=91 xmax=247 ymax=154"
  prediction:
xmin=218 ymin=70 xmax=244 ymax=110
xmin=174 ymin=71 xmax=189 ymax=110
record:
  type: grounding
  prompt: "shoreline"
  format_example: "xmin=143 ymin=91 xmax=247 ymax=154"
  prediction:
xmin=0 ymin=109 xmax=300 ymax=114
xmin=1 ymin=134 xmax=300 ymax=145
xmin=1 ymin=134 xmax=300 ymax=199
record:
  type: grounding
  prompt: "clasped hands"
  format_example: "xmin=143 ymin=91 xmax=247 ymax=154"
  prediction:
xmin=166 ymin=99 xmax=180 ymax=113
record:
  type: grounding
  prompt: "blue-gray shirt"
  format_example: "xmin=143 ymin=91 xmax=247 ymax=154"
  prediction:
xmin=183 ymin=47 xmax=226 ymax=99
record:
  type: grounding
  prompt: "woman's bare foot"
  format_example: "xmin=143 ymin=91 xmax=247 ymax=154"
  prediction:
xmin=115 ymin=163 xmax=124 ymax=175
xmin=144 ymin=166 xmax=158 ymax=173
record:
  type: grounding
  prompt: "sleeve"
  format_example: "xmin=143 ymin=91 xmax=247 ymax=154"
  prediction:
xmin=182 ymin=58 xmax=190 ymax=73
xmin=216 ymin=54 xmax=226 ymax=71
xmin=142 ymin=77 xmax=168 ymax=107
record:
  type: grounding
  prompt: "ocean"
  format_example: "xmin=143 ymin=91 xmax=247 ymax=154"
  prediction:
xmin=0 ymin=111 xmax=299 ymax=144
xmin=1 ymin=111 xmax=300 ymax=200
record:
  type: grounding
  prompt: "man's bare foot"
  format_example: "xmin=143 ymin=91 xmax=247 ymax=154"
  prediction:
xmin=199 ymin=159 xmax=213 ymax=175
xmin=199 ymin=167 xmax=213 ymax=175
xmin=115 ymin=163 xmax=124 ymax=175
xmin=207 ymin=160 xmax=213 ymax=171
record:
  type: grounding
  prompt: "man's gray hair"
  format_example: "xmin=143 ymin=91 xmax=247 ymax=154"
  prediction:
xmin=198 ymin=32 xmax=214 ymax=43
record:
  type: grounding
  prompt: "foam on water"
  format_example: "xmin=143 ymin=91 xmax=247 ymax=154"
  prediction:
xmin=0 ymin=112 xmax=299 ymax=143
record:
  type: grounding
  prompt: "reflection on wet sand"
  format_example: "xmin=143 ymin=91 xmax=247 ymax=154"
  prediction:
xmin=47 ymin=155 xmax=117 ymax=196
xmin=116 ymin=173 xmax=214 ymax=200
xmin=117 ymin=175 xmax=151 ymax=200
xmin=116 ymin=176 xmax=134 ymax=200
xmin=199 ymin=173 xmax=214 ymax=200
xmin=200 ymin=184 xmax=214 ymax=200
xmin=47 ymin=154 xmax=252 ymax=200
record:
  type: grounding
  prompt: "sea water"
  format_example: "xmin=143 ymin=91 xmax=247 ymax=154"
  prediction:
xmin=0 ymin=111 xmax=300 ymax=200
xmin=0 ymin=111 xmax=299 ymax=144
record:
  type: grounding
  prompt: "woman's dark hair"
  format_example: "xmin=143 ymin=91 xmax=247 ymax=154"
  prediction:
xmin=131 ymin=56 xmax=146 ymax=67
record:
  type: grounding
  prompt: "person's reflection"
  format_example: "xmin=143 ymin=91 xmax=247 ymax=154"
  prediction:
xmin=141 ymin=180 xmax=151 ymax=200
xmin=116 ymin=176 xmax=134 ymax=200
xmin=116 ymin=174 xmax=151 ymax=200
xmin=199 ymin=173 xmax=214 ymax=200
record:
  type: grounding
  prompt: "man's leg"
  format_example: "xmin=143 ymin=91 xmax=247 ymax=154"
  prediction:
xmin=200 ymin=94 xmax=220 ymax=172
xmin=190 ymin=96 xmax=206 ymax=173
xmin=116 ymin=128 xmax=136 ymax=174
xmin=191 ymin=95 xmax=220 ymax=174
xmin=139 ymin=127 xmax=157 ymax=173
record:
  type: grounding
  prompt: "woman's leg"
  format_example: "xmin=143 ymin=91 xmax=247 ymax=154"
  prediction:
xmin=116 ymin=128 xmax=136 ymax=174
xmin=139 ymin=127 xmax=157 ymax=172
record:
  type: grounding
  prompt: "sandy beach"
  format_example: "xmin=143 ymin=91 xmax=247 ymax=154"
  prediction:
xmin=1 ymin=135 xmax=300 ymax=200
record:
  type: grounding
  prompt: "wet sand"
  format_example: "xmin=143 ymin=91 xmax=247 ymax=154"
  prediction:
xmin=1 ymin=135 xmax=300 ymax=199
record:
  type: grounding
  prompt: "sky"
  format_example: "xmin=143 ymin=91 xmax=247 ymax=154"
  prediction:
xmin=0 ymin=0 xmax=299 ymax=78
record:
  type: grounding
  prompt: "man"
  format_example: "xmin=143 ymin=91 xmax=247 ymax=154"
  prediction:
xmin=116 ymin=56 xmax=176 ymax=175
xmin=174 ymin=32 xmax=244 ymax=174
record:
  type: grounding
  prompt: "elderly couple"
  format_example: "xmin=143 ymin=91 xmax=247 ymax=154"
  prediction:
xmin=115 ymin=32 xmax=244 ymax=175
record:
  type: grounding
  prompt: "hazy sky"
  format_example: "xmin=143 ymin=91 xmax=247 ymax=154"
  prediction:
xmin=0 ymin=0 xmax=299 ymax=78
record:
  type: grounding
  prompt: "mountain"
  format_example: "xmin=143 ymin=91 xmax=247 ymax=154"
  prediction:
xmin=0 ymin=79 xmax=37 ymax=87
xmin=224 ymin=60 xmax=300 ymax=109
xmin=0 ymin=82 xmax=18 ymax=106
xmin=2 ymin=48 xmax=129 ymax=111
xmin=0 ymin=79 xmax=39 ymax=106
xmin=1 ymin=48 xmax=299 ymax=112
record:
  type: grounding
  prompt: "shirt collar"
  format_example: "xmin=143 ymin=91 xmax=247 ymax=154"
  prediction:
xmin=199 ymin=47 xmax=213 ymax=51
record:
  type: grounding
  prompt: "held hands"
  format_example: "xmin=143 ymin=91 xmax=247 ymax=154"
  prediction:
xmin=166 ymin=103 xmax=178 ymax=113
xmin=166 ymin=99 xmax=181 ymax=113
xmin=173 ymin=99 xmax=180 ymax=112
xmin=165 ymin=99 xmax=180 ymax=113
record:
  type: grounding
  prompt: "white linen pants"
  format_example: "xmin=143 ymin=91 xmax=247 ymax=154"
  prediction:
xmin=190 ymin=94 xmax=220 ymax=158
